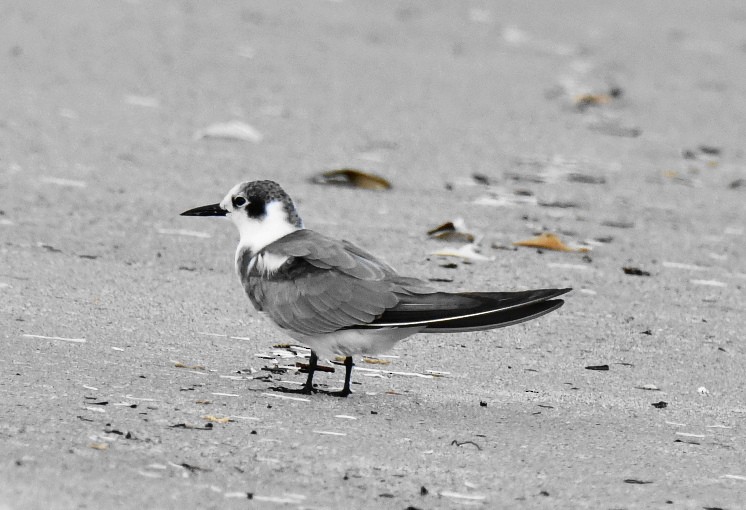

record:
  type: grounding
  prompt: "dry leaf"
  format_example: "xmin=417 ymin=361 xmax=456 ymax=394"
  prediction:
xmin=194 ymin=120 xmax=263 ymax=143
xmin=575 ymin=93 xmax=612 ymax=108
xmin=202 ymin=415 xmax=232 ymax=424
xmin=195 ymin=400 xmax=211 ymax=405
xmin=513 ymin=233 xmax=589 ymax=253
xmin=311 ymin=169 xmax=391 ymax=190
xmin=89 ymin=442 xmax=109 ymax=450
xmin=362 ymin=357 xmax=391 ymax=365
xmin=427 ymin=219 xmax=475 ymax=243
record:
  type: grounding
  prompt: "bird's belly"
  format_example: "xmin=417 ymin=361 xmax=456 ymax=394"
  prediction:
xmin=291 ymin=327 xmax=424 ymax=359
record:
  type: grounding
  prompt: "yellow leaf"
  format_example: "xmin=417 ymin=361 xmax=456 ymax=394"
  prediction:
xmin=89 ymin=442 xmax=109 ymax=450
xmin=513 ymin=233 xmax=589 ymax=252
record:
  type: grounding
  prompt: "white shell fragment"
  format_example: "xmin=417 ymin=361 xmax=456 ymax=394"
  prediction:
xmin=440 ymin=491 xmax=487 ymax=501
xmin=261 ymin=392 xmax=310 ymax=402
xmin=194 ymin=120 xmax=263 ymax=143
xmin=22 ymin=334 xmax=86 ymax=343
xmin=662 ymin=261 xmax=708 ymax=271
xmin=432 ymin=244 xmax=494 ymax=262
xmin=690 ymin=279 xmax=727 ymax=288
xmin=312 ymin=430 xmax=347 ymax=436
xmin=721 ymin=474 xmax=746 ymax=481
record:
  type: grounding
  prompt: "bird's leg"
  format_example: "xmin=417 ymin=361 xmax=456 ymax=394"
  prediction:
xmin=301 ymin=350 xmax=318 ymax=393
xmin=270 ymin=350 xmax=318 ymax=394
xmin=330 ymin=356 xmax=354 ymax=397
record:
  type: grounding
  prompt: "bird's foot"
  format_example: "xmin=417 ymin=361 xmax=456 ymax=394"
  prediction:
xmin=318 ymin=387 xmax=352 ymax=398
xmin=269 ymin=384 xmax=317 ymax=395
xmin=328 ymin=389 xmax=351 ymax=398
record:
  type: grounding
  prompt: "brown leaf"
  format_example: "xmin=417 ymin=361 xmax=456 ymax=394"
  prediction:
xmin=311 ymin=169 xmax=391 ymax=190
xmin=622 ymin=267 xmax=651 ymax=276
xmin=513 ymin=233 xmax=589 ymax=252
xmin=575 ymin=93 xmax=612 ymax=108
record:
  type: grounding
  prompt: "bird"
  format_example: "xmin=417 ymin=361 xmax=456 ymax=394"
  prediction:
xmin=181 ymin=180 xmax=570 ymax=397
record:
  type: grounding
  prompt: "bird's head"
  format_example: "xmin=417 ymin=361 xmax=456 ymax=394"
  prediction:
xmin=181 ymin=180 xmax=303 ymax=254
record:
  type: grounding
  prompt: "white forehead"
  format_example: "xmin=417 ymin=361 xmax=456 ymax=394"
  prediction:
xmin=219 ymin=181 xmax=249 ymax=210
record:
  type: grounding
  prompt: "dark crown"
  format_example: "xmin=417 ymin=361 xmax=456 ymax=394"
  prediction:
xmin=238 ymin=180 xmax=302 ymax=228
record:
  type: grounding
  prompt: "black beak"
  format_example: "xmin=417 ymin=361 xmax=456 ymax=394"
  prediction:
xmin=180 ymin=203 xmax=227 ymax=217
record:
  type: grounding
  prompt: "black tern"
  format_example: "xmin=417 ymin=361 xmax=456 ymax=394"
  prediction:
xmin=182 ymin=180 xmax=570 ymax=397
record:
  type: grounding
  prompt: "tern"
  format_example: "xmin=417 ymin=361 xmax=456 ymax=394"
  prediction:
xmin=181 ymin=180 xmax=570 ymax=397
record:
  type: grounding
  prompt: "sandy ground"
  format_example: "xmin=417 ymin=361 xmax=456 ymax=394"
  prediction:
xmin=2 ymin=1 xmax=746 ymax=509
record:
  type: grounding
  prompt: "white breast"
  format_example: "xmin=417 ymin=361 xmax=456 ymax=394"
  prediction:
xmin=254 ymin=252 xmax=289 ymax=275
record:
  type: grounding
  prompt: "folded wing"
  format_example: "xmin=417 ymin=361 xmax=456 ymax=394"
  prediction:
xmin=246 ymin=230 xmax=570 ymax=336
xmin=244 ymin=230 xmax=432 ymax=336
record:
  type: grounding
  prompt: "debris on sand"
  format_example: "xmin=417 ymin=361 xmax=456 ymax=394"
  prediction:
xmin=310 ymin=168 xmax=392 ymax=190
xmin=22 ymin=334 xmax=86 ymax=343
xmin=427 ymin=218 xmax=475 ymax=243
xmin=194 ymin=120 xmax=263 ymax=143
xmin=622 ymin=267 xmax=651 ymax=276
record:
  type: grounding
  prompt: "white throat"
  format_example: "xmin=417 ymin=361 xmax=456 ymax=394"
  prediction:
xmin=231 ymin=200 xmax=299 ymax=256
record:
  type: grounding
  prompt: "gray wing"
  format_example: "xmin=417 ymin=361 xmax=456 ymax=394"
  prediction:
xmin=245 ymin=230 xmax=433 ymax=336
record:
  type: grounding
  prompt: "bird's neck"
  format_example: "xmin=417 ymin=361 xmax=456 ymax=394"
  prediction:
xmin=234 ymin=224 xmax=299 ymax=277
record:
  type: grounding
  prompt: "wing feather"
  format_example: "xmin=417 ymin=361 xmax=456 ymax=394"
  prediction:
xmin=241 ymin=229 xmax=568 ymax=337
xmin=243 ymin=230 xmax=430 ymax=335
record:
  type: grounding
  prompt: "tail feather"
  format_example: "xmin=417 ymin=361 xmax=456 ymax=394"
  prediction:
xmin=359 ymin=288 xmax=570 ymax=331
xmin=421 ymin=298 xmax=564 ymax=332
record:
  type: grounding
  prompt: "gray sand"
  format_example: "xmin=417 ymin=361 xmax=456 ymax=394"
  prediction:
xmin=2 ymin=1 xmax=745 ymax=508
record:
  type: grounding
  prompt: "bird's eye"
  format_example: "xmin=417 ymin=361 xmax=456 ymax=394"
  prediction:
xmin=232 ymin=196 xmax=247 ymax=208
